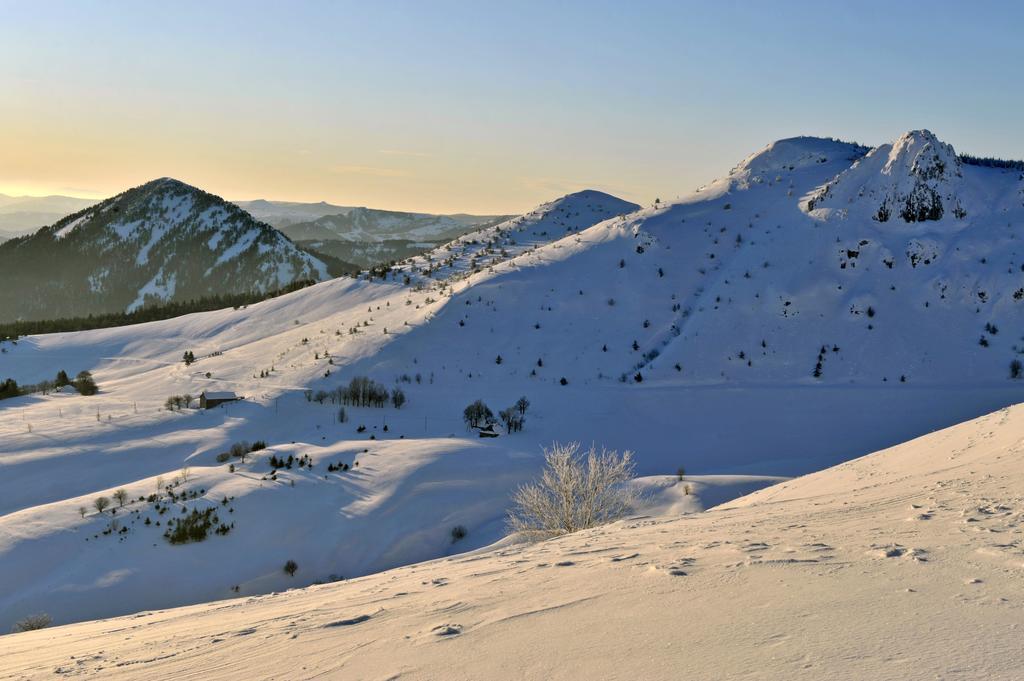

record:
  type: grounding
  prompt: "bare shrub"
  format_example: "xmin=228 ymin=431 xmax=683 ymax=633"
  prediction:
xmin=507 ymin=442 xmax=636 ymax=540
xmin=12 ymin=613 xmax=51 ymax=633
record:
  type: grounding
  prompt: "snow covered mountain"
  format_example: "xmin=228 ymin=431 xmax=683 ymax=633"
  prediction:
xmin=3 ymin=130 xmax=1024 ymax=635
xmin=280 ymin=207 xmax=509 ymax=244
xmin=0 ymin=179 xmax=329 ymax=322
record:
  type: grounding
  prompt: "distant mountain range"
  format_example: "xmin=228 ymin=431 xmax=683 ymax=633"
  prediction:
xmin=279 ymin=207 xmax=509 ymax=268
xmin=0 ymin=193 xmax=98 ymax=238
xmin=1 ymin=195 xmax=508 ymax=272
xmin=0 ymin=179 xmax=330 ymax=322
xmin=232 ymin=199 xmax=352 ymax=229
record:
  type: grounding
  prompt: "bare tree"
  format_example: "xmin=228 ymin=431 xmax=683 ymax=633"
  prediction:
xmin=180 ymin=465 xmax=191 ymax=483
xmin=93 ymin=496 xmax=110 ymax=515
xmin=507 ymin=442 xmax=637 ymax=540
xmin=113 ymin=489 xmax=129 ymax=508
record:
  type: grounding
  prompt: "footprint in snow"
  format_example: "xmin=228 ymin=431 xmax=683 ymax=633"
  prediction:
xmin=871 ymin=544 xmax=928 ymax=561
xmin=323 ymin=614 xmax=372 ymax=627
xmin=610 ymin=553 xmax=639 ymax=562
xmin=433 ymin=624 xmax=463 ymax=637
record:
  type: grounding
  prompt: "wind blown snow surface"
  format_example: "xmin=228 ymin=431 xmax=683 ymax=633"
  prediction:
xmin=2 ymin=132 xmax=1024 ymax=669
xmin=3 ymin=402 xmax=1023 ymax=679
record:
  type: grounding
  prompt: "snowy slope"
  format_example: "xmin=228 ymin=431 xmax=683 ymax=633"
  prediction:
xmin=0 ymin=179 xmax=328 ymax=321
xmin=2 ymin=131 xmax=1024 ymax=633
xmin=4 ymin=402 xmax=1023 ymax=679
xmin=369 ymin=131 xmax=1024 ymax=387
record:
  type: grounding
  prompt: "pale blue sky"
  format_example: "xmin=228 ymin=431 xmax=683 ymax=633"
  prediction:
xmin=2 ymin=0 xmax=1021 ymax=212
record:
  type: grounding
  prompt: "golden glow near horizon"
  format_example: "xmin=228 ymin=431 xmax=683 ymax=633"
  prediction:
xmin=0 ymin=113 xmax=668 ymax=214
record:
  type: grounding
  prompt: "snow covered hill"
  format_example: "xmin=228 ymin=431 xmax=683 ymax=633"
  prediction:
xmin=368 ymin=130 xmax=1024 ymax=387
xmin=4 ymin=402 xmax=1022 ymax=679
xmin=2 ymin=130 xmax=1024 ymax=634
xmin=0 ymin=179 xmax=329 ymax=322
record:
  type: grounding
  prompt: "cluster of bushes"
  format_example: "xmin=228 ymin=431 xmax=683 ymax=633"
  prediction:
xmin=306 ymin=377 xmax=406 ymax=409
xmin=339 ymin=376 xmax=391 ymax=407
xmin=215 ymin=440 xmax=266 ymax=464
xmin=268 ymin=453 xmax=312 ymax=470
xmin=463 ymin=399 xmax=493 ymax=428
xmin=164 ymin=394 xmax=193 ymax=411
xmin=464 ymin=396 xmax=529 ymax=432
xmin=0 ymin=369 xmax=98 ymax=401
xmin=164 ymin=507 xmax=231 ymax=544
